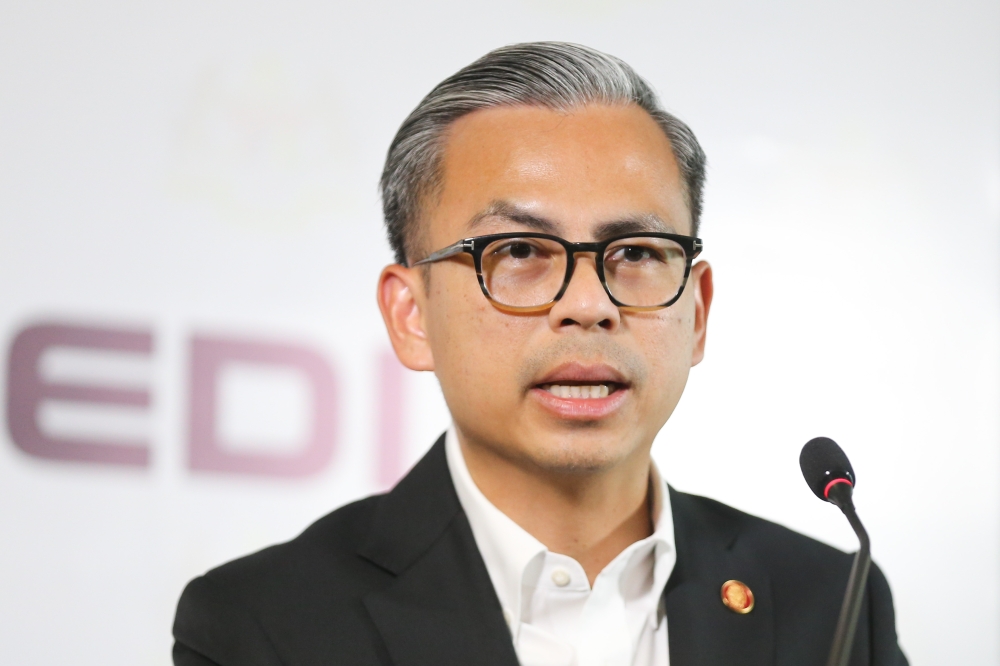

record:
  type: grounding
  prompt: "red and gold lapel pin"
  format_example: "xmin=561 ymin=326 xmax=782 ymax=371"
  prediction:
xmin=721 ymin=579 xmax=755 ymax=614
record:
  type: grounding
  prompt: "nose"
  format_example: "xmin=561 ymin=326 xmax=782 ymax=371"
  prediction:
xmin=547 ymin=254 xmax=620 ymax=331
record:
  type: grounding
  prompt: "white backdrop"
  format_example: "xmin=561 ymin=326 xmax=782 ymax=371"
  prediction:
xmin=1 ymin=1 xmax=998 ymax=664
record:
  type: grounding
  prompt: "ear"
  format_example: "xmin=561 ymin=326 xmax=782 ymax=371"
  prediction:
xmin=377 ymin=264 xmax=435 ymax=371
xmin=689 ymin=261 xmax=713 ymax=367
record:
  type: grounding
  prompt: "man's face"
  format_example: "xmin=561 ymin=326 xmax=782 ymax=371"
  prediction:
xmin=383 ymin=103 xmax=711 ymax=474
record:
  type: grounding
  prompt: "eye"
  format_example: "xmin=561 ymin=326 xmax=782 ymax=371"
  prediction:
xmin=509 ymin=242 xmax=533 ymax=259
xmin=621 ymin=246 xmax=654 ymax=262
xmin=610 ymin=245 xmax=664 ymax=263
xmin=491 ymin=239 xmax=550 ymax=261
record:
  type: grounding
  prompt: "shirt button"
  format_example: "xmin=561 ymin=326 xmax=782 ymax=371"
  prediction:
xmin=551 ymin=569 xmax=571 ymax=587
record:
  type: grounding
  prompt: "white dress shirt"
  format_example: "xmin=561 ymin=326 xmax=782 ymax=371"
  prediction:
xmin=445 ymin=427 xmax=676 ymax=666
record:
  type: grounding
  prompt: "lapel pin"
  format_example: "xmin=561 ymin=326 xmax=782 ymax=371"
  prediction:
xmin=721 ymin=579 xmax=755 ymax=614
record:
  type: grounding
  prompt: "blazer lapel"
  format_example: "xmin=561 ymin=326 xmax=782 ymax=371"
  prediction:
xmin=357 ymin=436 xmax=519 ymax=666
xmin=666 ymin=487 xmax=775 ymax=666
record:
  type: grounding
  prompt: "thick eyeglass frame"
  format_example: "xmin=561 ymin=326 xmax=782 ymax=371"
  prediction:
xmin=412 ymin=231 xmax=704 ymax=312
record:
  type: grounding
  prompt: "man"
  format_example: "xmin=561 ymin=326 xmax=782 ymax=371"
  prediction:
xmin=173 ymin=42 xmax=907 ymax=666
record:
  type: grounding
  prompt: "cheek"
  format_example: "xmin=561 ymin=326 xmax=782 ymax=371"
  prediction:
xmin=631 ymin=308 xmax=696 ymax=392
xmin=427 ymin=273 xmax=535 ymax=392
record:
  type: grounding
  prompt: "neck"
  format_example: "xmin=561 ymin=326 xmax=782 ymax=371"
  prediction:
xmin=456 ymin=428 xmax=654 ymax=584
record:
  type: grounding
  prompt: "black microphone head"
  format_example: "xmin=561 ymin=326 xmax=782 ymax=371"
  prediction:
xmin=800 ymin=437 xmax=856 ymax=501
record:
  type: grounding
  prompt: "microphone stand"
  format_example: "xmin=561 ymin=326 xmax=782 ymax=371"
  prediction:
xmin=825 ymin=483 xmax=872 ymax=666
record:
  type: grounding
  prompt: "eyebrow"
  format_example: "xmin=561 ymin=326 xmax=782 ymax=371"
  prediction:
xmin=592 ymin=214 xmax=676 ymax=240
xmin=467 ymin=200 xmax=560 ymax=234
xmin=467 ymin=200 xmax=679 ymax=239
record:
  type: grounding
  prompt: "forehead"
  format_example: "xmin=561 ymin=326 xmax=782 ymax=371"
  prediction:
xmin=431 ymin=103 xmax=691 ymax=240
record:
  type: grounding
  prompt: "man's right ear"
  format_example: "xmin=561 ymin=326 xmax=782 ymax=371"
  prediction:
xmin=377 ymin=264 xmax=435 ymax=371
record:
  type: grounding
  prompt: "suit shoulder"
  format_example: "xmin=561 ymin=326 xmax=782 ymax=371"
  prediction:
xmin=194 ymin=493 xmax=387 ymax=599
xmin=174 ymin=494 xmax=394 ymax=663
xmin=671 ymin=490 xmax=907 ymax=664
xmin=671 ymin=488 xmax=852 ymax=567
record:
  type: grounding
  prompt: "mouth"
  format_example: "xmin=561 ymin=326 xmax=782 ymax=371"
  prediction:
xmin=529 ymin=363 xmax=631 ymax=419
xmin=536 ymin=382 xmax=623 ymax=399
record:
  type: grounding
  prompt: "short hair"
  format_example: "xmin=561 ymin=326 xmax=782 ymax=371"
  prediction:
xmin=379 ymin=41 xmax=707 ymax=266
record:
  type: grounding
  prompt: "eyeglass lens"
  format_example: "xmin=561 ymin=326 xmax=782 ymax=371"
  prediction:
xmin=480 ymin=236 xmax=689 ymax=309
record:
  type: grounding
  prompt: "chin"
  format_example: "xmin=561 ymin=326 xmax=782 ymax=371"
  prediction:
xmin=516 ymin=431 xmax=637 ymax=475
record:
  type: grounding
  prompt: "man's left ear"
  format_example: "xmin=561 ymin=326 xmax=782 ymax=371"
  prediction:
xmin=689 ymin=261 xmax=713 ymax=367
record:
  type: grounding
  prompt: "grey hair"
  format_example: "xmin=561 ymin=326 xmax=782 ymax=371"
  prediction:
xmin=380 ymin=41 xmax=707 ymax=266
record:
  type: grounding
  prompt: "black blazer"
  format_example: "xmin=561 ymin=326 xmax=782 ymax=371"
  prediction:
xmin=173 ymin=435 xmax=908 ymax=666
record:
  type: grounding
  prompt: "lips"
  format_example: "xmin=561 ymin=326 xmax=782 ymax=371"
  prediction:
xmin=533 ymin=362 xmax=629 ymax=395
xmin=529 ymin=362 xmax=630 ymax=419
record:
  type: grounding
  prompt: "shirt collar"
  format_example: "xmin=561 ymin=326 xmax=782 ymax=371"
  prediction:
xmin=446 ymin=426 xmax=546 ymax=629
xmin=444 ymin=425 xmax=676 ymax=631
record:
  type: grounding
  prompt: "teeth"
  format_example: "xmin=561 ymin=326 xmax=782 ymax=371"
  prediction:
xmin=544 ymin=384 xmax=611 ymax=399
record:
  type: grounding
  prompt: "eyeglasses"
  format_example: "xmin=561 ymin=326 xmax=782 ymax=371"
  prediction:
xmin=412 ymin=232 xmax=703 ymax=312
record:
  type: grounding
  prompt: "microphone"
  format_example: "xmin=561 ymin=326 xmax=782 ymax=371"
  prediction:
xmin=799 ymin=437 xmax=871 ymax=666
